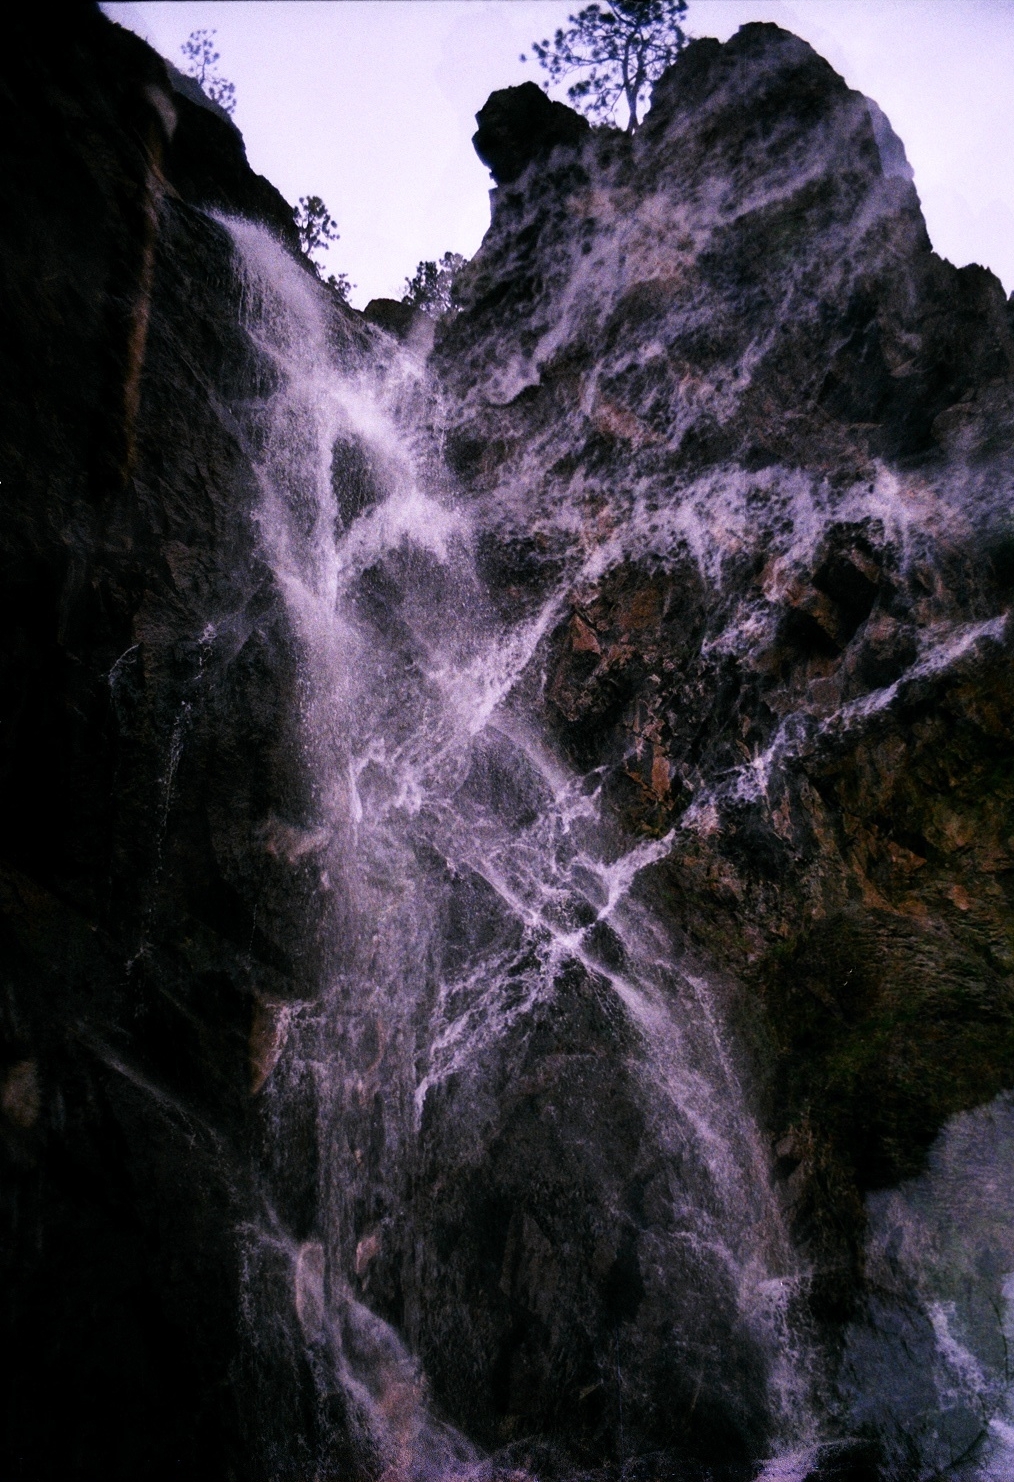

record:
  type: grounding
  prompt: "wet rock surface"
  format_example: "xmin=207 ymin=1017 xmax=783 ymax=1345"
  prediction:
xmin=4 ymin=9 xmax=1014 ymax=1482
xmin=430 ymin=19 xmax=1014 ymax=1467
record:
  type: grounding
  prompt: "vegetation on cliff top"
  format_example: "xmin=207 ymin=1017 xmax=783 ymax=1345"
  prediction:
xmin=523 ymin=0 xmax=688 ymax=131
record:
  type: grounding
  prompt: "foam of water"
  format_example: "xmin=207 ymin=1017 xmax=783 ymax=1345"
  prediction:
xmin=223 ymin=218 xmax=821 ymax=1470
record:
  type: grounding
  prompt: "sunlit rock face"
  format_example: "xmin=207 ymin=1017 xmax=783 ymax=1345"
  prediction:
xmin=436 ymin=21 xmax=1014 ymax=1320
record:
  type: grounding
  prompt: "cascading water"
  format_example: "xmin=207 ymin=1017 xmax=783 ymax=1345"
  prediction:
xmin=10 ymin=16 xmax=1014 ymax=1481
xmin=224 ymin=217 xmax=818 ymax=1478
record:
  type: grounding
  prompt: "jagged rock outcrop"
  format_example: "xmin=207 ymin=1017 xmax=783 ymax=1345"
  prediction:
xmin=436 ymin=21 xmax=1014 ymax=1325
xmin=363 ymin=295 xmax=422 ymax=338
xmin=473 ymin=81 xmax=591 ymax=185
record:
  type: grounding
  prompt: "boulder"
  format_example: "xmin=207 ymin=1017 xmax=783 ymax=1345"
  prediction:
xmin=473 ymin=81 xmax=590 ymax=184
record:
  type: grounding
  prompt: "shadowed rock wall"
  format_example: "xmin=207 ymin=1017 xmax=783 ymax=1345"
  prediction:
xmin=0 ymin=10 xmax=356 ymax=1477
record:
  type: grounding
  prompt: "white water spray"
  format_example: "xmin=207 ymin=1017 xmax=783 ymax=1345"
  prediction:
xmin=226 ymin=217 xmax=818 ymax=1474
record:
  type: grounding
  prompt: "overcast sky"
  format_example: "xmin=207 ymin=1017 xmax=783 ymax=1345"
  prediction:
xmin=103 ymin=0 xmax=1014 ymax=308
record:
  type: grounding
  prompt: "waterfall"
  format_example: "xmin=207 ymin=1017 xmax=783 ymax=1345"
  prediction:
xmin=225 ymin=217 xmax=817 ymax=1476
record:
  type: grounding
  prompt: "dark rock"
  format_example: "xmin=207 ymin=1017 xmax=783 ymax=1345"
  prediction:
xmin=0 ymin=7 xmax=346 ymax=1477
xmin=802 ymin=1440 xmax=882 ymax=1480
xmin=165 ymin=59 xmax=241 ymax=132
xmin=473 ymin=81 xmax=591 ymax=184
xmin=363 ymin=295 xmax=420 ymax=338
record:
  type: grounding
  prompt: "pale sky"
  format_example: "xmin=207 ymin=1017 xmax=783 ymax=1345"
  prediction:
xmin=103 ymin=1 xmax=1014 ymax=308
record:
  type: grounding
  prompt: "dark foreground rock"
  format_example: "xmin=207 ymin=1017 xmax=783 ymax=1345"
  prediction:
xmin=0 ymin=9 xmax=359 ymax=1478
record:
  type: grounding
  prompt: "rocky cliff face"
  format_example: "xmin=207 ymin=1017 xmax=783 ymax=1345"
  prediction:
xmin=0 ymin=10 xmax=355 ymax=1477
xmin=437 ymin=18 xmax=1014 ymax=1315
xmin=4 ymin=10 xmax=1014 ymax=1482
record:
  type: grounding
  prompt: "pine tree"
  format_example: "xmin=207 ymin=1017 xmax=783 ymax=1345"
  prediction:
xmin=180 ymin=29 xmax=237 ymax=116
xmin=294 ymin=196 xmax=354 ymax=302
xmin=523 ymin=0 xmax=688 ymax=133
xmin=401 ymin=252 xmax=466 ymax=316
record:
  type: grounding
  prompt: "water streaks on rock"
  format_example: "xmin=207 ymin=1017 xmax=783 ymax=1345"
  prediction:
xmin=3 ymin=10 xmax=1014 ymax=1481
